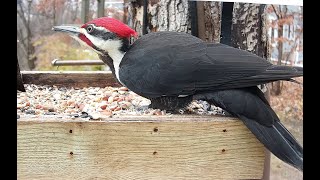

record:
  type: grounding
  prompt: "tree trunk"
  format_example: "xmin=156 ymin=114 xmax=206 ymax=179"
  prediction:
xmin=17 ymin=40 xmax=30 ymax=71
xmin=277 ymin=26 xmax=283 ymax=62
xmin=126 ymin=0 xmax=223 ymax=44
xmin=17 ymin=1 xmax=36 ymax=70
xmin=272 ymin=24 xmax=283 ymax=95
xmin=197 ymin=1 xmax=221 ymax=42
xmin=126 ymin=0 xmax=144 ymax=39
xmin=127 ymin=0 xmax=191 ymax=38
xmin=52 ymin=0 xmax=56 ymax=26
xmin=17 ymin=57 xmax=26 ymax=92
xmin=231 ymin=3 xmax=268 ymax=58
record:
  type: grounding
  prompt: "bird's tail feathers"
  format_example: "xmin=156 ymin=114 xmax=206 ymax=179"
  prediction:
xmin=241 ymin=117 xmax=303 ymax=171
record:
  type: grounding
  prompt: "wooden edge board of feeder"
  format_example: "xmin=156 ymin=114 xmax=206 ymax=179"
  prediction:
xmin=18 ymin=114 xmax=236 ymax=122
xmin=21 ymin=71 xmax=121 ymax=87
xmin=18 ymin=115 xmax=266 ymax=180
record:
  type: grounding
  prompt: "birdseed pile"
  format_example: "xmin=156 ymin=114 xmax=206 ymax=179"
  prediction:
xmin=17 ymin=84 xmax=225 ymax=120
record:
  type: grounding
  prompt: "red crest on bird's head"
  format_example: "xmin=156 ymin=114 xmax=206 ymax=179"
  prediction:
xmin=81 ymin=17 xmax=138 ymax=38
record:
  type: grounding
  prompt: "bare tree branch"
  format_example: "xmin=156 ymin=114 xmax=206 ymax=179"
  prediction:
xmin=283 ymin=5 xmax=288 ymax=16
xmin=271 ymin=5 xmax=280 ymax=20
xmin=17 ymin=3 xmax=32 ymax=37
xmin=278 ymin=5 xmax=283 ymax=18
xmin=17 ymin=28 xmax=27 ymax=49
xmin=284 ymin=29 xmax=303 ymax=66
xmin=30 ymin=12 xmax=54 ymax=19
xmin=72 ymin=2 xmax=79 ymax=22
xmin=17 ymin=6 xmax=27 ymax=27
xmin=53 ymin=0 xmax=56 ymax=25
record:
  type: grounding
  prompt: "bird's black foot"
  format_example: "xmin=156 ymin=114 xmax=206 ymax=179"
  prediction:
xmin=149 ymin=96 xmax=193 ymax=113
xmin=223 ymin=111 xmax=233 ymax=117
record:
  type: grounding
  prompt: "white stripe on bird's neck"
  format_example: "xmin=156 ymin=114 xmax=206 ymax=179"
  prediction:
xmin=108 ymin=49 xmax=125 ymax=85
xmin=80 ymin=28 xmax=125 ymax=85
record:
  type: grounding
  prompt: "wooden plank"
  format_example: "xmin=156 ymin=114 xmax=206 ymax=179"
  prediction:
xmin=197 ymin=1 xmax=222 ymax=43
xmin=18 ymin=115 xmax=265 ymax=180
xmin=142 ymin=0 xmax=148 ymax=35
xmin=196 ymin=1 xmax=205 ymax=39
xmin=21 ymin=71 xmax=121 ymax=88
xmin=220 ymin=2 xmax=234 ymax=45
xmin=190 ymin=1 xmax=199 ymax=37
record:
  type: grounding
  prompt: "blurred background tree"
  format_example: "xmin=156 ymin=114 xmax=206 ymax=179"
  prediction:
xmin=266 ymin=5 xmax=303 ymax=95
xmin=17 ymin=0 xmax=125 ymax=71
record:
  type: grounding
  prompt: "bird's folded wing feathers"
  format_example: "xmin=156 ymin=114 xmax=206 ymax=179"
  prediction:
xmin=121 ymin=32 xmax=302 ymax=97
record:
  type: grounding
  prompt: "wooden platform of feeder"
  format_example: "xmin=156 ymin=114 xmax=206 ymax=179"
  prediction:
xmin=18 ymin=71 xmax=269 ymax=179
xmin=17 ymin=115 xmax=266 ymax=180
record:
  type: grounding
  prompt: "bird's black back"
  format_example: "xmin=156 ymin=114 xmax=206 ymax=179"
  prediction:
xmin=120 ymin=31 xmax=302 ymax=98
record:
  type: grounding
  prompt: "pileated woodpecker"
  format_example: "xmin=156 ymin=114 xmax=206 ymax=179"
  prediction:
xmin=53 ymin=17 xmax=303 ymax=171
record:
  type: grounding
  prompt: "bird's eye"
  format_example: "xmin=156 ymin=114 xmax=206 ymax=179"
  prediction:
xmin=86 ymin=25 xmax=93 ymax=33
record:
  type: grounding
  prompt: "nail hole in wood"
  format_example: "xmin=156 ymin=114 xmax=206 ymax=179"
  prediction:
xmin=153 ymin=127 xmax=158 ymax=132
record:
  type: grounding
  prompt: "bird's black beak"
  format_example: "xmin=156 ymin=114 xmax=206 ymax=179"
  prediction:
xmin=52 ymin=25 xmax=80 ymax=35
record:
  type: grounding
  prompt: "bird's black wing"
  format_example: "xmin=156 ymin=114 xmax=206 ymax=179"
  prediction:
xmin=198 ymin=43 xmax=302 ymax=91
xmin=120 ymin=31 xmax=302 ymax=98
